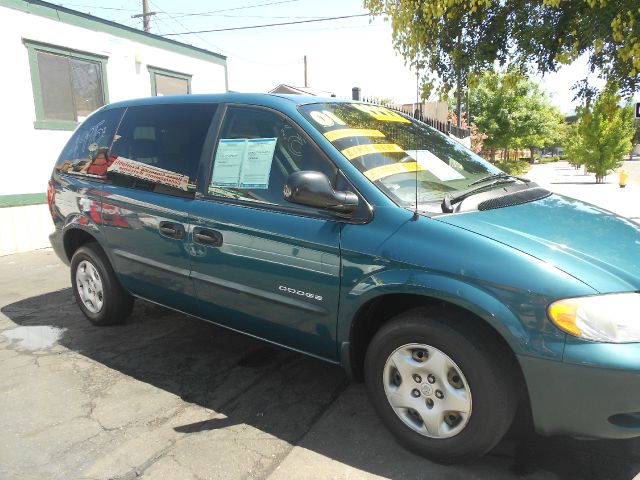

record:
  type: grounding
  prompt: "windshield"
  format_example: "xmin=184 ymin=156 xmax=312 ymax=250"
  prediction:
xmin=299 ymin=102 xmax=505 ymax=211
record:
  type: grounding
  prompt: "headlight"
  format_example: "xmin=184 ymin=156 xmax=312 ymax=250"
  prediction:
xmin=548 ymin=293 xmax=640 ymax=343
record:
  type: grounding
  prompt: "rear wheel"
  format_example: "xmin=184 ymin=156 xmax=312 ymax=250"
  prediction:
xmin=364 ymin=307 xmax=517 ymax=463
xmin=70 ymin=243 xmax=133 ymax=325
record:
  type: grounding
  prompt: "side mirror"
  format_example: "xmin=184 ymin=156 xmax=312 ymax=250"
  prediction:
xmin=284 ymin=171 xmax=358 ymax=216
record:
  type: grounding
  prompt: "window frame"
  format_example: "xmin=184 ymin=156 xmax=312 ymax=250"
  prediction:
xmin=199 ymin=103 xmax=372 ymax=223
xmin=148 ymin=66 xmax=192 ymax=96
xmin=23 ymin=39 xmax=109 ymax=131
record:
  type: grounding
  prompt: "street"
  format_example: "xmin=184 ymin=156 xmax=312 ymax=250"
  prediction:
xmin=1 ymin=164 xmax=640 ymax=479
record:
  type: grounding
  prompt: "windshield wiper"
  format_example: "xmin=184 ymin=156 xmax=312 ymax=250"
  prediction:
xmin=441 ymin=177 xmax=518 ymax=213
xmin=467 ymin=172 xmax=513 ymax=187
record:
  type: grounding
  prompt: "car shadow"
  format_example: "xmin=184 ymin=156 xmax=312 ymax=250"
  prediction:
xmin=3 ymin=289 xmax=640 ymax=479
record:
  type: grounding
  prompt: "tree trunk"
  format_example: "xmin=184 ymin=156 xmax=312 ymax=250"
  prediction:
xmin=456 ymin=84 xmax=463 ymax=129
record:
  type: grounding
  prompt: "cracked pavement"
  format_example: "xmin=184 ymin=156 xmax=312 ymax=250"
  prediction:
xmin=1 ymin=249 xmax=640 ymax=479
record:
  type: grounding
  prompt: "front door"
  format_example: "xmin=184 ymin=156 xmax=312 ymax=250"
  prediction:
xmin=189 ymin=106 xmax=343 ymax=360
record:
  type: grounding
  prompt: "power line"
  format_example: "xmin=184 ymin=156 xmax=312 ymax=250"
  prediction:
xmin=168 ymin=0 xmax=303 ymax=18
xmin=58 ymin=0 xmax=302 ymax=17
xmin=149 ymin=0 xmax=229 ymax=56
xmin=162 ymin=13 xmax=370 ymax=36
xmin=59 ymin=4 xmax=139 ymax=12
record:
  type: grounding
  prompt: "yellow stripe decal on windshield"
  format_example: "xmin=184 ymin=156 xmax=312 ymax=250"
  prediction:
xmin=364 ymin=162 xmax=427 ymax=181
xmin=324 ymin=129 xmax=385 ymax=142
xmin=341 ymin=143 xmax=404 ymax=161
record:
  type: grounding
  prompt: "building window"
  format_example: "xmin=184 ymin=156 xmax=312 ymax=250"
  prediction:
xmin=148 ymin=66 xmax=191 ymax=96
xmin=24 ymin=40 xmax=108 ymax=131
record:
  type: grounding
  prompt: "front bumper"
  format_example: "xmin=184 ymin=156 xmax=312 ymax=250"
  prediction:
xmin=519 ymin=348 xmax=640 ymax=439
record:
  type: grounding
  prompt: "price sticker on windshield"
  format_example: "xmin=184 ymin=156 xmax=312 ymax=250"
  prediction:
xmin=352 ymin=104 xmax=410 ymax=123
xmin=309 ymin=110 xmax=347 ymax=127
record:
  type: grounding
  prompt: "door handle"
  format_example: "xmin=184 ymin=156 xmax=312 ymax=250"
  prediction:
xmin=159 ymin=221 xmax=185 ymax=239
xmin=193 ymin=228 xmax=223 ymax=247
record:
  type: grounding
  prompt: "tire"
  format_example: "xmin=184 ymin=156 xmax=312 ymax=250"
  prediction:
xmin=364 ymin=307 xmax=518 ymax=464
xmin=70 ymin=243 xmax=133 ymax=326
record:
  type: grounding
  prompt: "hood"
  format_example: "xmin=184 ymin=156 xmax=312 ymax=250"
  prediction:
xmin=435 ymin=194 xmax=640 ymax=293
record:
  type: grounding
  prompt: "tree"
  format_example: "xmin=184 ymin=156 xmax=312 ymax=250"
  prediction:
xmin=364 ymin=0 xmax=640 ymax=101
xmin=469 ymin=69 xmax=564 ymax=159
xmin=564 ymin=87 xmax=635 ymax=183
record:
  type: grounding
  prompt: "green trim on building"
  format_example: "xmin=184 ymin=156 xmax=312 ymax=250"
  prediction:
xmin=0 ymin=193 xmax=47 ymax=208
xmin=148 ymin=66 xmax=192 ymax=96
xmin=23 ymin=39 xmax=110 ymax=131
xmin=2 ymin=0 xmax=227 ymax=66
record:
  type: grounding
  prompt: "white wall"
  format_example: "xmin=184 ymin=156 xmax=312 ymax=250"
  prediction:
xmin=0 ymin=5 xmax=227 ymax=197
xmin=0 ymin=205 xmax=53 ymax=256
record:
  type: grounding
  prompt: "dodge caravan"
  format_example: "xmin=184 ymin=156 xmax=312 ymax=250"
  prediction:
xmin=48 ymin=94 xmax=640 ymax=463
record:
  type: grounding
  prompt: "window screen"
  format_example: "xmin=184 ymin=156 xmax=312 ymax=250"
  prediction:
xmin=108 ymin=104 xmax=216 ymax=196
xmin=36 ymin=50 xmax=104 ymax=122
xmin=155 ymin=73 xmax=189 ymax=96
xmin=208 ymin=107 xmax=337 ymax=208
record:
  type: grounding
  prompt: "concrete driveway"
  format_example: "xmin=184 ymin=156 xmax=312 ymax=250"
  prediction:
xmin=2 ymin=250 xmax=640 ymax=480
xmin=526 ymin=161 xmax=640 ymax=222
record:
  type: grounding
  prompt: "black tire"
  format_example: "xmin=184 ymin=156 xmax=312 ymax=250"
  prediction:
xmin=364 ymin=307 xmax=518 ymax=464
xmin=70 ymin=243 xmax=133 ymax=326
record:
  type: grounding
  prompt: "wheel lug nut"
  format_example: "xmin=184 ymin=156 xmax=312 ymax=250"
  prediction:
xmin=412 ymin=374 xmax=422 ymax=383
xmin=435 ymin=390 xmax=444 ymax=399
xmin=426 ymin=398 xmax=434 ymax=408
xmin=411 ymin=389 xmax=421 ymax=398
xmin=427 ymin=374 xmax=435 ymax=384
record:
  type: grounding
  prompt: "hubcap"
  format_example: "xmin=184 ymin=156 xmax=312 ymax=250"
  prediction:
xmin=75 ymin=260 xmax=104 ymax=314
xmin=382 ymin=343 xmax=472 ymax=438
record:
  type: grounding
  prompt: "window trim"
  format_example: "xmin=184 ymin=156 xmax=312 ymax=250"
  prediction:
xmin=147 ymin=66 xmax=192 ymax=96
xmin=23 ymin=39 xmax=109 ymax=131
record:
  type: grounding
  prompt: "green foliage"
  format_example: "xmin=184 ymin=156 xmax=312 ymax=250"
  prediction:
xmin=469 ymin=69 xmax=565 ymax=154
xmin=491 ymin=159 xmax=531 ymax=176
xmin=364 ymin=0 xmax=640 ymax=100
xmin=563 ymin=87 xmax=635 ymax=183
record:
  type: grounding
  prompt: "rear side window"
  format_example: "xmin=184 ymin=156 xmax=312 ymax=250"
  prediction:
xmin=108 ymin=103 xmax=217 ymax=196
xmin=56 ymin=108 xmax=124 ymax=177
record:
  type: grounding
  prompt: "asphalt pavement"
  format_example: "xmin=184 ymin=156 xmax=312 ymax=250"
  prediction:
xmin=2 ymin=163 xmax=640 ymax=479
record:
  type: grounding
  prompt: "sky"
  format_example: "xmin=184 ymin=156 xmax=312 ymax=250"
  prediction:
xmin=57 ymin=0 xmax=630 ymax=114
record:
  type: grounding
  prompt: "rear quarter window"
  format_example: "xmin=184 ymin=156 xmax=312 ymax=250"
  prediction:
xmin=56 ymin=108 xmax=125 ymax=178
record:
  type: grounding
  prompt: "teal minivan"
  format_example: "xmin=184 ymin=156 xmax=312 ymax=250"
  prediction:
xmin=48 ymin=94 xmax=640 ymax=463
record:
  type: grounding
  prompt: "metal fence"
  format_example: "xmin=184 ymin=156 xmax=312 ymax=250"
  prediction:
xmin=361 ymin=97 xmax=471 ymax=140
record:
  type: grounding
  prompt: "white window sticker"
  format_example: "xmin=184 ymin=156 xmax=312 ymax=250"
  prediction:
xmin=405 ymin=150 xmax=465 ymax=181
xmin=240 ymin=138 xmax=277 ymax=189
xmin=211 ymin=139 xmax=247 ymax=187
xmin=210 ymin=138 xmax=277 ymax=191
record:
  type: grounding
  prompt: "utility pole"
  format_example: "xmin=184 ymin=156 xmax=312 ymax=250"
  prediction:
xmin=304 ymin=55 xmax=308 ymax=87
xmin=131 ymin=0 xmax=156 ymax=33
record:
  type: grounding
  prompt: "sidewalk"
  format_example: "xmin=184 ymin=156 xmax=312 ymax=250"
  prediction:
xmin=526 ymin=161 xmax=640 ymax=222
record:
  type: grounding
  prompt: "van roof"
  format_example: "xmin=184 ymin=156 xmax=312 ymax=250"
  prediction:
xmin=104 ymin=93 xmax=350 ymax=111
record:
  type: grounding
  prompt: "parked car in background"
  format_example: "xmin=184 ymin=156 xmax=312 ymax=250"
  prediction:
xmin=48 ymin=94 xmax=640 ymax=463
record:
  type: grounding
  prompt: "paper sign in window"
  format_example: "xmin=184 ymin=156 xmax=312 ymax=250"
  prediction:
xmin=107 ymin=157 xmax=190 ymax=190
xmin=239 ymin=138 xmax=277 ymax=188
xmin=210 ymin=138 xmax=277 ymax=190
xmin=211 ymin=139 xmax=247 ymax=187
xmin=405 ymin=150 xmax=465 ymax=181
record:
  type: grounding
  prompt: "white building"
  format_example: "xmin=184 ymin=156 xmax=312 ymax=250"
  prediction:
xmin=0 ymin=0 xmax=228 ymax=255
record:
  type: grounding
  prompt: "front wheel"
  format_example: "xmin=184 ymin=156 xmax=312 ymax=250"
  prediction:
xmin=364 ymin=308 xmax=518 ymax=463
xmin=70 ymin=243 xmax=133 ymax=326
